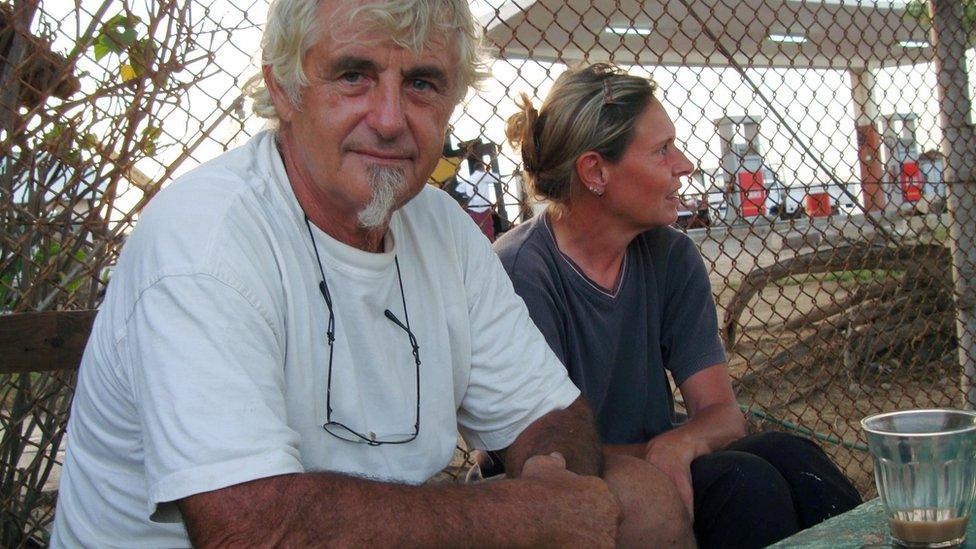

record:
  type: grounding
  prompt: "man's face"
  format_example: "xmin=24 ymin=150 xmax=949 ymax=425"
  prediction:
xmin=272 ymin=0 xmax=458 ymax=227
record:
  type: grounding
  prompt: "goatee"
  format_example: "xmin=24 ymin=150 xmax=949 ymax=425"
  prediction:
xmin=358 ymin=164 xmax=407 ymax=229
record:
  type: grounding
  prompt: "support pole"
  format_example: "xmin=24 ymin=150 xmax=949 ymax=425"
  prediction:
xmin=716 ymin=118 xmax=742 ymax=225
xmin=930 ymin=0 xmax=976 ymax=408
xmin=850 ymin=69 xmax=886 ymax=212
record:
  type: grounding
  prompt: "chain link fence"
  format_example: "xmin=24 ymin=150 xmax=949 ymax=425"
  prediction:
xmin=1 ymin=0 xmax=973 ymax=545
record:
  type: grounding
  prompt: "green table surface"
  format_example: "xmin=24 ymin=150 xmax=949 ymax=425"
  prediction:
xmin=771 ymin=498 xmax=976 ymax=548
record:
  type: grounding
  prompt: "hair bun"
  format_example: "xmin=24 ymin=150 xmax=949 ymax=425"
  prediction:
xmin=505 ymin=93 xmax=540 ymax=172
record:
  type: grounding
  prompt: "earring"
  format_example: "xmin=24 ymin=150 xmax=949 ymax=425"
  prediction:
xmin=588 ymin=186 xmax=604 ymax=197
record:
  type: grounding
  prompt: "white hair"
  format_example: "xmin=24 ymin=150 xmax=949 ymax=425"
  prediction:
xmin=247 ymin=0 xmax=492 ymax=120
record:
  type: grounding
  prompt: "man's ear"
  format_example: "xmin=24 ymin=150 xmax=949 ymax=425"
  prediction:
xmin=262 ymin=65 xmax=297 ymax=124
xmin=575 ymin=151 xmax=608 ymax=196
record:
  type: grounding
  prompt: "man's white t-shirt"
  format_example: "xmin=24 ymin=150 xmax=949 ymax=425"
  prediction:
xmin=457 ymin=168 xmax=498 ymax=212
xmin=51 ymin=130 xmax=580 ymax=547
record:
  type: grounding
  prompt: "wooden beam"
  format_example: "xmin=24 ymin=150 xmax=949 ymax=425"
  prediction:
xmin=0 ymin=310 xmax=96 ymax=374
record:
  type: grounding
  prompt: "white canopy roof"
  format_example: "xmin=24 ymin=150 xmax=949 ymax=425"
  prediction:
xmin=481 ymin=0 xmax=932 ymax=71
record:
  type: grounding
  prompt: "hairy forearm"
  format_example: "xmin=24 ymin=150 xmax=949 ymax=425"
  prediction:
xmin=181 ymin=471 xmax=576 ymax=547
xmin=501 ymin=396 xmax=603 ymax=478
xmin=181 ymin=398 xmax=608 ymax=546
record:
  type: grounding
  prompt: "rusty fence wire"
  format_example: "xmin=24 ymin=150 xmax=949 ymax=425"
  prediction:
xmin=1 ymin=0 xmax=974 ymax=545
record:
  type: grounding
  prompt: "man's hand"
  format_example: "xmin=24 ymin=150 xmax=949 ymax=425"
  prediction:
xmin=520 ymin=452 xmax=621 ymax=548
xmin=502 ymin=397 xmax=603 ymax=477
xmin=643 ymin=432 xmax=699 ymax=520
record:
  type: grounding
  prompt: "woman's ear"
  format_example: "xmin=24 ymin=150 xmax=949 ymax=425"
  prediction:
xmin=263 ymin=65 xmax=298 ymax=124
xmin=575 ymin=151 xmax=607 ymax=197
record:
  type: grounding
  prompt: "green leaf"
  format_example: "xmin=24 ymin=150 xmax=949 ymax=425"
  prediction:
xmin=64 ymin=249 xmax=91 ymax=293
xmin=966 ymin=1 xmax=976 ymax=27
xmin=906 ymin=0 xmax=976 ymax=47
xmin=904 ymin=0 xmax=931 ymax=27
xmin=91 ymin=13 xmax=140 ymax=60
xmin=140 ymin=125 xmax=162 ymax=155
xmin=93 ymin=40 xmax=110 ymax=61
xmin=40 ymin=122 xmax=79 ymax=162
xmin=905 ymin=0 xmax=929 ymax=20
xmin=102 ymin=13 xmax=138 ymax=49
xmin=81 ymin=133 xmax=99 ymax=149
xmin=41 ymin=122 xmax=76 ymax=152
xmin=41 ymin=242 xmax=62 ymax=263
xmin=142 ymin=126 xmax=162 ymax=141
xmin=41 ymin=122 xmax=66 ymax=143
xmin=127 ymin=38 xmax=157 ymax=78
xmin=0 ymin=256 xmax=22 ymax=310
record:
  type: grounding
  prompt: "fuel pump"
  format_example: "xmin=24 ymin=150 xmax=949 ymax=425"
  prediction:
xmin=715 ymin=115 xmax=782 ymax=222
xmin=882 ymin=113 xmax=923 ymax=207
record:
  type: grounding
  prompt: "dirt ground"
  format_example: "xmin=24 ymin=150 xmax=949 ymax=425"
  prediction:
xmin=700 ymin=219 xmax=962 ymax=499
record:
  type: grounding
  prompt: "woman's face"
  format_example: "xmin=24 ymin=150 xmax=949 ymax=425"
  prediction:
xmin=602 ymin=99 xmax=694 ymax=229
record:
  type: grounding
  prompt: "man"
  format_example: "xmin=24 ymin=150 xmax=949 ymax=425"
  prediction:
xmin=51 ymin=1 xmax=693 ymax=546
xmin=457 ymin=158 xmax=499 ymax=240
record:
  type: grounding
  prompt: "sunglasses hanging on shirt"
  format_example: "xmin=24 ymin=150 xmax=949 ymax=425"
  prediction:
xmin=304 ymin=215 xmax=421 ymax=446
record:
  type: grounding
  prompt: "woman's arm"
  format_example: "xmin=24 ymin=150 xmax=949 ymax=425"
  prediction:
xmin=615 ymin=363 xmax=746 ymax=517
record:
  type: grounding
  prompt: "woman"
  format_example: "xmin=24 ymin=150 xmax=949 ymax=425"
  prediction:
xmin=493 ymin=63 xmax=860 ymax=548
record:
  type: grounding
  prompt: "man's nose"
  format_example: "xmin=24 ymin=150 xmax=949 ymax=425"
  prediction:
xmin=367 ymin=80 xmax=407 ymax=139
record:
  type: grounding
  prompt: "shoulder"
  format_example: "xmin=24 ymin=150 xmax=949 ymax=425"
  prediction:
xmin=400 ymin=184 xmax=469 ymax=228
xmin=635 ymin=224 xmax=693 ymax=250
xmin=116 ymin=132 xmax=288 ymax=290
xmin=634 ymin=225 xmax=701 ymax=265
xmin=492 ymin=215 xmax=551 ymax=274
xmin=141 ymin=131 xmax=277 ymax=227
xmin=396 ymin=184 xmax=487 ymax=262
xmin=632 ymin=226 xmax=709 ymax=293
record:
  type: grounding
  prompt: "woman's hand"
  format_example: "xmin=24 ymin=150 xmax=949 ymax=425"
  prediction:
xmin=643 ymin=430 xmax=700 ymax=520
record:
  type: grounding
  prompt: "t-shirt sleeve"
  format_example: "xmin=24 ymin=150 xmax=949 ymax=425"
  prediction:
xmin=453 ymin=221 xmax=580 ymax=451
xmin=660 ymin=235 xmax=727 ymax=386
xmin=122 ymin=272 xmax=303 ymax=522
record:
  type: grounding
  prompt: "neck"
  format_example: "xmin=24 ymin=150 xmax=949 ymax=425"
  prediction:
xmin=275 ymin=129 xmax=389 ymax=253
xmin=548 ymin=199 xmax=642 ymax=289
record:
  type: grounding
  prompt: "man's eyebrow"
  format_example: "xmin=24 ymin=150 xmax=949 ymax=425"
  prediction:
xmin=329 ymin=56 xmax=378 ymax=74
xmin=404 ymin=65 xmax=449 ymax=87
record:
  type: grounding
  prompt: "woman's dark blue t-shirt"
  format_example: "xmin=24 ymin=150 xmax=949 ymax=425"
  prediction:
xmin=493 ymin=213 xmax=727 ymax=444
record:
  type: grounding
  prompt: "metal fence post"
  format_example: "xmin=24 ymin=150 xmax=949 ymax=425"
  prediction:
xmin=930 ymin=0 xmax=976 ymax=408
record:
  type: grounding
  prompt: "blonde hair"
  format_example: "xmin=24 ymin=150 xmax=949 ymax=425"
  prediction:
xmin=504 ymin=63 xmax=657 ymax=216
xmin=248 ymin=0 xmax=491 ymax=120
